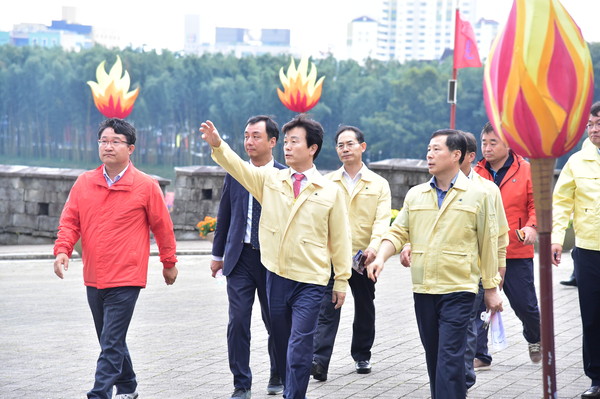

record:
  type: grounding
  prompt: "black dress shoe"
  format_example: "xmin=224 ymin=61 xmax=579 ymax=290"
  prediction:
xmin=560 ymin=276 xmax=577 ymax=286
xmin=266 ymin=374 xmax=283 ymax=395
xmin=311 ymin=361 xmax=327 ymax=381
xmin=582 ymin=385 xmax=600 ymax=398
xmin=355 ymin=360 xmax=372 ymax=374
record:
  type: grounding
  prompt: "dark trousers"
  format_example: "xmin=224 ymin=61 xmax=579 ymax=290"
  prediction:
xmin=313 ymin=269 xmax=376 ymax=370
xmin=266 ymin=270 xmax=325 ymax=399
xmin=226 ymin=245 xmax=278 ymax=389
xmin=414 ymin=292 xmax=475 ymax=399
xmin=465 ymin=281 xmax=484 ymax=389
xmin=475 ymin=258 xmax=540 ymax=362
xmin=86 ymin=286 xmax=140 ymax=399
xmin=573 ymin=247 xmax=600 ymax=385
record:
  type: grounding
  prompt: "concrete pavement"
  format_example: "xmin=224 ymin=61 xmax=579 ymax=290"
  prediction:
xmin=0 ymin=241 xmax=590 ymax=398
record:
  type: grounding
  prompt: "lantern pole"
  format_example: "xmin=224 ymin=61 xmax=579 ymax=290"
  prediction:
xmin=449 ymin=8 xmax=459 ymax=129
xmin=530 ymin=157 xmax=558 ymax=398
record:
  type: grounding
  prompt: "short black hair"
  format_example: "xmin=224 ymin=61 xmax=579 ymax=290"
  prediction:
xmin=460 ymin=130 xmax=478 ymax=154
xmin=334 ymin=125 xmax=365 ymax=144
xmin=591 ymin=101 xmax=600 ymax=117
xmin=431 ymin=129 xmax=466 ymax=164
xmin=481 ymin=121 xmax=495 ymax=138
xmin=246 ymin=115 xmax=280 ymax=142
xmin=97 ymin=118 xmax=136 ymax=145
xmin=282 ymin=114 xmax=324 ymax=160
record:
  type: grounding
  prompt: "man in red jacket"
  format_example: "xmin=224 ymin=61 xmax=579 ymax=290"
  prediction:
xmin=53 ymin=118 xmax=178 ymax=399
xmin=472 ymin=122 xmax=541 ymax=370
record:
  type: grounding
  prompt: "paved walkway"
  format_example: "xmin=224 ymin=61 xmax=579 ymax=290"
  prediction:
xmin=0 ymin=241 xmax=589 ymax=398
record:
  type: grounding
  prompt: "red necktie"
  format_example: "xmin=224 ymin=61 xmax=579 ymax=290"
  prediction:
xmin=293 ymin=173 xmax=305 ymax=198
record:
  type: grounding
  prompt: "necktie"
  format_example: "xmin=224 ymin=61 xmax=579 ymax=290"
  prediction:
xmin=250 ymin=197 xmax=261 ymax=249
xmin=293 ymin=173 xmax=305 ymax=198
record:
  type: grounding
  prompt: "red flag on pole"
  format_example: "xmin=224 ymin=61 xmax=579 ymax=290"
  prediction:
xmin=453 ymin=12 xmax=482 ymax=69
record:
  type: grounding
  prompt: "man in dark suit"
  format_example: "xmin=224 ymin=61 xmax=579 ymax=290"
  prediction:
xmin=210 ymin=115 xmax=285 ymax=399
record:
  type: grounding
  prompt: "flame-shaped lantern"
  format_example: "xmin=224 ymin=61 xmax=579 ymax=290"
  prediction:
xmin=87 ymin=55 xmax=140 ymax=119
xmin=277 ymin=56 xmax=325 ymax=113
xmin=483 ymin=0 xmax=594 ymax=158
xmin=483 ymin=2 xmax=594 ymax=397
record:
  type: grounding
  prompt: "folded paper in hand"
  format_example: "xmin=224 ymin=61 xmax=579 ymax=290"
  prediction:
xmin=490 ymin=311 xmax=507 ymax=351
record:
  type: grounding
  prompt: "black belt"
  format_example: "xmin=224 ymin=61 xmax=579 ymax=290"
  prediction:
xmin=243 ymin=243 xmax=259 ymax=250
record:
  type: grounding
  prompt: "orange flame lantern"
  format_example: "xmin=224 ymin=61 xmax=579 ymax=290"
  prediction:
xmin=87 ymin=55 xmax=140 ymax=119
xmin=483 ymin=0 xmax=594 ymax=159
xmin=483 ymin=1 xmax=594 ymax=397
xmin=277 ymin=56 xmax=325 ymax=113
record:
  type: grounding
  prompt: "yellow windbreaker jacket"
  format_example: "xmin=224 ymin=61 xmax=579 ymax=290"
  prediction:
xmin=552 ymin=143 xmax=600 ymax=251
xmin=326 ymin=166 xmax=392 ymax=254
xmin=211 ymin=141 xmax=352 ymax=292
xmin=383 ymin=171 xmax=502 ymax=294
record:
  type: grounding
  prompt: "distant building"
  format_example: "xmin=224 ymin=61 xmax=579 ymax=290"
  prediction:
xmin=475 ymin=18 xmax=500 ymax=58
xmin=347 ymin=16 xmax=378 ymax=62
xmin=3 ymin=6 xmax=118 ymax=51
xmin=184 ymin=14 xmax=290 ymax=57
xmin=184 ymin=14 xmax=204 ymax=54
xmin=261 ymin=29 xmax=290 ymax=46
xmin=92 ymin=26 xmax=121 ymax=49
xmin=376 ymin=0 xmax=478 ymax=62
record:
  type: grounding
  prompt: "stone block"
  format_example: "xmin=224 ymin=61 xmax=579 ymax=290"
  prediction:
xmin=49 ymin=202 xmax=65 ymax=217
xmin=16 ymin=234 xmax=54 ymax=245
xmin=0 ymin=232 xmax=18 ymax=245
xmin=0 ymin=185 xmax=24 ymax=201
xmin=24 ymin=189 xmax=54 ymax=203
xmin=12 ymin=214 xmax=38 ymax=229
xmin=24 ymin=202 xmax=38 ymax=215
xmin=37 ymin=215 xmax=59 ymax=232
xmin=9 ymin=201 xmax=25 ymax=214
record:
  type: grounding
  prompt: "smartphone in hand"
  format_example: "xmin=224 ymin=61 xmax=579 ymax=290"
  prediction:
xmin=352 ymin=250 xmax=366 ymax=274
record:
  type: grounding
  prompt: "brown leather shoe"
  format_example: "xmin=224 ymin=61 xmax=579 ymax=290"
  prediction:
xmin=473 ymin=358 xmax=491 ymax=371
xmin=528 ymin=342 xmax=542 ymax=363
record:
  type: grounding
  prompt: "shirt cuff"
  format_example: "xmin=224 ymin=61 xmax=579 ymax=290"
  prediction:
xmin=332 ymin=280 xmax=348 ymax=293
xmin=481 ymin=272 xmax=502 ymax=289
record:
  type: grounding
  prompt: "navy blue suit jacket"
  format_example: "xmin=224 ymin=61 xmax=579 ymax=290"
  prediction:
xmin=212 ymin=160 xmax=286 ymax=276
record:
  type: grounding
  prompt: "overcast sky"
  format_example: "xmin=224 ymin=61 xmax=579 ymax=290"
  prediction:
xmin=1 ymin=0 xmax=598 ymax=55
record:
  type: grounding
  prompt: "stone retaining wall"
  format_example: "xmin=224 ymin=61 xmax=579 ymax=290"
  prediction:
xmin=0 ymin=161 xmax=562 ymax=245
xmin=171 ymin=166 xmax=226 ymax=240
xmin=0 ymin=165 xmax=169 ymax=245
xmin=369 ymin=158 xmax=431 ymax=210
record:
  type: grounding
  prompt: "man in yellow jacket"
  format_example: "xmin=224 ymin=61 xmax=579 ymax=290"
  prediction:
xmin=200 ymin=115 xmax=352 ymax=399
xmin=311 ymin=125 xmax=391 ymax=380
xmin=552 ymin=101 xmax=600 ymax=398
xmin=368 ymin=129 xmax=503 ymax=399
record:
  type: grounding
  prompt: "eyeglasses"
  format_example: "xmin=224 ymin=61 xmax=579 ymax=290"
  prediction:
xmin=336 ymin=141 xmax=359 ymax=150
xmin=586 ymin=122 xmax=600 ymax=130
xmin=97 ymin=139 xmax=129 ymax=147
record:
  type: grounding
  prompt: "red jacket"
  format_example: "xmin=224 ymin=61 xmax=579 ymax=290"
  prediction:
xmin=474 ymin=152 xmax=537 ymax=259
xmin=54 ymin=164 xmax=177 ymax=289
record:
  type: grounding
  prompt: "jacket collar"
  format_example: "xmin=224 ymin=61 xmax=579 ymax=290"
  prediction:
xmin=581 ymin=142 xmax=600 ymax=161
xmin=330 ymin=164 xmax=374 ymax=182
xmin=419 ymin=170 xmax=468 ymax=193
xmin=279 ymin=167 xmax=327 ymax=188
xmin=93 ymin=163 xmax=137 ymax=190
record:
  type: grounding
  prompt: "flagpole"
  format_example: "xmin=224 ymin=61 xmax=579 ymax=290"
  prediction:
xmin=450 ymin=8 xmax=459 ymax=129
